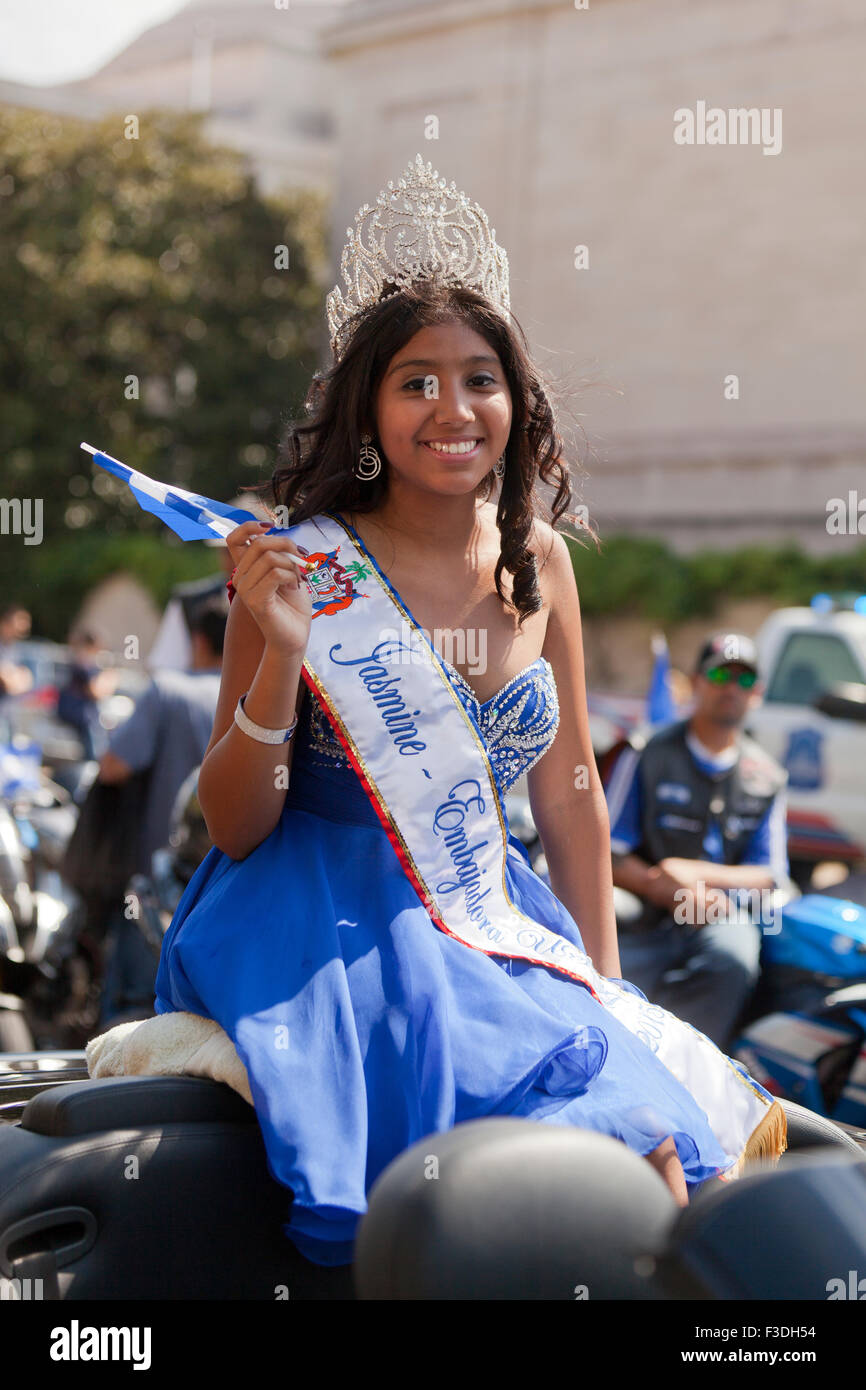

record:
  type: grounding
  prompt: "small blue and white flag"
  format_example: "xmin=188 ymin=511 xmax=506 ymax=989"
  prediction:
xmin=81 ymin=443 xmax=264 ymax=543
xmin=646 ymin=630 xmax=677 ymax=725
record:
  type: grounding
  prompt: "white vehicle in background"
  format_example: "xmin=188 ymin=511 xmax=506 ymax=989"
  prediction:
xmin=745 ymin=593 xmax=866 ymax=883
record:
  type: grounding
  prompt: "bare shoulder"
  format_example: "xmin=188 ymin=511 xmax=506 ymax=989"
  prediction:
xmin=529 ymin=515 xmax=565 ymax=577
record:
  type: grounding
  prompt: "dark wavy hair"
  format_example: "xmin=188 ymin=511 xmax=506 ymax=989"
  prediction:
xmin=246 ymin=280 xmax=599 ymax=628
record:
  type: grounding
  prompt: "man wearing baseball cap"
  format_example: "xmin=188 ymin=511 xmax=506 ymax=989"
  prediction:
xmin=606 ymin=631 xmax=790 ymax=1048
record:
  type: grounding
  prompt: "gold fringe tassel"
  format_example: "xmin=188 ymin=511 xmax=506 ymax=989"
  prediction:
xmin=745 ymin=1098 xmax=788 ymax=1163
xmin=721 ymin=1099 xmax=788 ymax=1182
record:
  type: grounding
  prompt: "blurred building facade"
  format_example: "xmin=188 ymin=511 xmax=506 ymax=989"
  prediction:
xmin=2 ymin=0 xmax=864 ymax=554
xmin=0 ymin=0 xmax=354 ymax=196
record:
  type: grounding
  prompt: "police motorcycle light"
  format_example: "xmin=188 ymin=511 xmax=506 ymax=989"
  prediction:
xmin=810 ymin=593 xmax=834 ymax=613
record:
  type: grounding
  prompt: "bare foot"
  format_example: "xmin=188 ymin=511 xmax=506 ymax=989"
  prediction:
xmin=645 ymin=1136 xmax=689 ymax=1207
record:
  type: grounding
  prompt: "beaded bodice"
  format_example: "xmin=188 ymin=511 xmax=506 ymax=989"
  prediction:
xmin=294 ymin=655 xmax=560 ymax=798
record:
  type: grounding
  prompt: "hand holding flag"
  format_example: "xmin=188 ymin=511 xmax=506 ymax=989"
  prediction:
xmin=80 ymin=443 xmax=312 ymax=574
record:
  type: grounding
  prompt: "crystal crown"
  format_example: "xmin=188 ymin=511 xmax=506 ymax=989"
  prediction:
xmin=326 ymin=153 xmax=511 ymax=360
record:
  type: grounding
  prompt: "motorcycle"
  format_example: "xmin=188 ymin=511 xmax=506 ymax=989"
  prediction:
xmin=0 ymin=1060 xmax=862 ymax=1299
xmin=0 ymin=741 xmax=93 ymax=1051
xmin=1 ymin=775 xmax=866 ymax=1299
xmin=732 ymin=892 xmax=866 ymax=1128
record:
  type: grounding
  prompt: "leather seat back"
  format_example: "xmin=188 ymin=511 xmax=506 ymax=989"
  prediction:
xmin=0 ymin=1076 xmax=354 ymax=1301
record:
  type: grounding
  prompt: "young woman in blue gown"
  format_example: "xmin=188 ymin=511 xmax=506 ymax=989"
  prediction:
xmin=154 ymin=163 xmax=784 ymax=1269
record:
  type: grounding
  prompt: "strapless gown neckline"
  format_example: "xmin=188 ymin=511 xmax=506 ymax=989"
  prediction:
xmin=328 ymin=510 xmax=550 ymax=714
xmin=437 ymin=654 xmax=551 ymax=712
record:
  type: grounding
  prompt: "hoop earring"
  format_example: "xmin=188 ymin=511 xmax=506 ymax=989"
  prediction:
xmin=493 ymin=453 xmax=506 ymax=478
xmin=354 ymin=432 xmax=382 ymax=480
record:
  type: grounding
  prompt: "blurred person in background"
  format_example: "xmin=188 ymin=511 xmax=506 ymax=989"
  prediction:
xmin=99 ymin=593 xmax=228 ymax=877
xmin=96 ymin=592 xmax=228 ymax=1023
xmin=608 ymin=633 xmax=790 ymax=1049
xmin=147 ymin=493 xmax=273 ymax=673
xmin=0 ymin=603 xmax=34 ymax=698
xmin=57 ymin=625 xmax=118 ymax=760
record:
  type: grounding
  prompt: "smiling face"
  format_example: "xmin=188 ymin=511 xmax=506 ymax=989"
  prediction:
xmin=371 ymin=319 xmax=512 ymax=497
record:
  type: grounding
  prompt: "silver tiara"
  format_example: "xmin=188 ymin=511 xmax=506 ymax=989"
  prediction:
xmin=326 ymin=153 xmax=511 ymax=360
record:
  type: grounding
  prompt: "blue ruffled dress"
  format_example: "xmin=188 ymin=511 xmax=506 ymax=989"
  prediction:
xmin=155 ymin=653 xmax=750 ymax=1266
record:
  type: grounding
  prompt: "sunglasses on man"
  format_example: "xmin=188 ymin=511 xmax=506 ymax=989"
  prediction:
xmin=704 ymin=665 xmax=758 ymax=689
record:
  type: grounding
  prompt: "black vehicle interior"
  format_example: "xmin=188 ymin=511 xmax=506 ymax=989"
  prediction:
xmin=0 ymin=1075 xmax=354 ymax=1301
xmin=0 ymin=1073 xmax=863 ymax=1300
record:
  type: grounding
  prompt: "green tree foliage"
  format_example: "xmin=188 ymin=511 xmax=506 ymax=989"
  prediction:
xmin=0 ymin=106 xmax=327 ymax=637
xmin=565 ymin=532 xmax=866 ymax=623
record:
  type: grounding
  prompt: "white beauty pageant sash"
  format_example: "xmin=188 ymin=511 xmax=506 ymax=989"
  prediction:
xmin=287 ymin=512 xmax=780 ymax=1162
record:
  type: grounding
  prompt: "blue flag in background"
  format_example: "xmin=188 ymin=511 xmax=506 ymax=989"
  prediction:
xmin=81 ymin=443 xmax=263 ymax=542
xmin=646 ymin=631 xmax=677 ymax=725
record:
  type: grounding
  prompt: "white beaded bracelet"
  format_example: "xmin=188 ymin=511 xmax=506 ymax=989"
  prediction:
xmin=234 ymin=693 xmax=298 ymax=745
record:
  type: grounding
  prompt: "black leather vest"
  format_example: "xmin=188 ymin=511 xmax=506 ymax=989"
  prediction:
xmin=626 ymin=718 xmax=787 ymax=930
